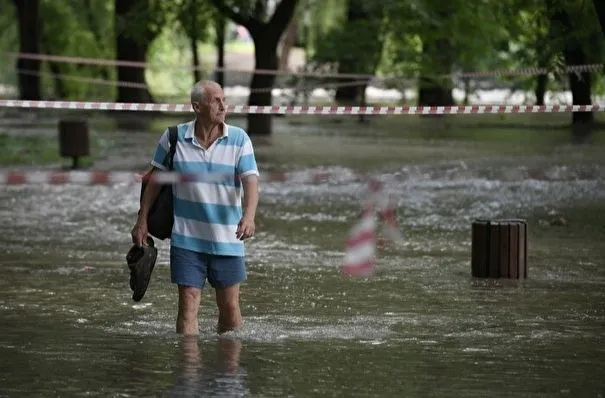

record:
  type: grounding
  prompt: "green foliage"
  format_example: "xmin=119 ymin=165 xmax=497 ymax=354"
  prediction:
xmin=175 ymin=0 xmax=216 ymax=42
xmin=146 ymin=27 xmax=200 ymax=99
xmin=2 ymin=0 xmax=605 ymax=102
xmin=300 ymin=0 xmax=348 ymax=56
xmin=2 ymin=0 xmax=117 ymax=99
xmin=312 ymin=2 xmax=385 ymax=74
xmin=39 ymin=0 xmax=115 ymax=100
xmin=0 ymin=0 xmax=18 ymax=90
xmin=115 ymin=0 xmax=172 ymax=44
xmin=209 ymin=0 xmax=274 ymax=22
xmin=382 ymin=0 xmax=516 ymax=79
xmin=376 ymin=0 xmax=605 ymax=98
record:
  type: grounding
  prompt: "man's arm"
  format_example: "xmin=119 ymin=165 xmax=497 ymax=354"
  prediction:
xmin=242 ymin=174 xmax=259 ymax=220
xmin=138 ymin=168 xmax=163 ymax=221
xmin=132 ymin=128 xmax=172 ymax=246
xmin=131 ymin=167 xmax=163 ymax=246
xmin=236 ymin=174 xmax=259 ymax=240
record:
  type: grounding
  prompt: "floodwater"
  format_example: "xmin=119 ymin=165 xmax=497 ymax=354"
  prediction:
xmin=1 ymin=112 xmax=604 ymax=397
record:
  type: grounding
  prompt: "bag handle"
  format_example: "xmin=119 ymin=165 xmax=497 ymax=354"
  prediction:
xmin=163 ymin=126 xmax=178 ymax=170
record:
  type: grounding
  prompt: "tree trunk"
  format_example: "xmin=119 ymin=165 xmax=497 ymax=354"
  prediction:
xmin=279 ymin=15 xmax=298 ymax=71
xmin=38 ymin=35 xmax=67 ymax=99
xmin=565 ymin=46 xmax=593 ymax=142
xmin=215 ymin=15 xmax=226 ymax=87
xmin=12 ymin=0 xmax=41 ymax=100
xmin=190 ymin=35 xmax=201 ymax=83
xmin=535 ymin=17 xmax=555 ymax=107
xmin=548 ymin=3 xmax=593 ymax=141
xmin=462 ymin=78 xmax=470 ymax=105
xmin=248 ymin=37 xmax=278 ymax=135
xmin=535 ymin=74 xmax=548 ymax=106
xmin=48 ymin=62 xmax=67 ymax=99
xmin=335 ymin=1 xmax=382 ymax=104
xmin=114 ymin=0 xmax=154 ymax=103
xmin=418 ymin=78 xmax=454 ymax=106
xmin=358 ymin=83 xmax=368 ymax=123
xmin=418 ymin=38 xmax=454 ymax=107
xmin=208 ymin=0 xmax=299 ymax=134
xmin=418 ymin=4 xmax=454 ymax=108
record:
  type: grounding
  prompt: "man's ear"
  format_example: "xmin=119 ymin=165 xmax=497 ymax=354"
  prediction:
xmin=191 ymin=102 xmax=200 ymax=112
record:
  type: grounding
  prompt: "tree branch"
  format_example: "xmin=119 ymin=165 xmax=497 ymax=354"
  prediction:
xmin=268 ymin=0 xmax=299 ymax=34
xmin=253 ymin=0 xmax=267 ymax=20
xmin=208 ymin=0 xmax=258 ymax=31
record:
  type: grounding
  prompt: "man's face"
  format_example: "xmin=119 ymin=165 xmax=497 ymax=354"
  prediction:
xmin=194 ymin=84 xmax=226 ymax=123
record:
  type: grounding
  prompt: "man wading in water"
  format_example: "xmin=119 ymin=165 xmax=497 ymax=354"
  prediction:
xmin=131 ymin=80 xmax=260 ymax=335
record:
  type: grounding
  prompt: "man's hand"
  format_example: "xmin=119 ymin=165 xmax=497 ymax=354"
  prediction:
xmin=236 ymin=215 xmax=255 ymax=240
xmin=130 ymin=219 xmax=149 ymax=247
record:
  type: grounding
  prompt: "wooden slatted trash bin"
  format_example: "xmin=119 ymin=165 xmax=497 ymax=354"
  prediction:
xmin=58 ymin=119 xmax=90 ymax=169
xmin=471 ymin=219 xmax=527 ymax=279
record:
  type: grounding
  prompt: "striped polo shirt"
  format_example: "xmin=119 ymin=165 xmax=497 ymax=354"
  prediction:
xmin=150 ymin=120 xmax=259 ymax=257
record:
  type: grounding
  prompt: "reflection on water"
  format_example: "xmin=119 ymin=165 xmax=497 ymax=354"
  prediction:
xmin=167 ymin=336 xmax=248 ymax=398
xmin=1 ymin=114 xmax=605 ymax=396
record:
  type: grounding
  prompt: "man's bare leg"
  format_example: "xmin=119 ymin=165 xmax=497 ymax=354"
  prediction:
xmin=177 ymin=285 xmax=202 ymax=335
xmin=215 ymin=284 xmax=242 ymax=334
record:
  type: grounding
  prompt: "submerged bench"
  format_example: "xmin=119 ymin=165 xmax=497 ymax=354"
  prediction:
xmin=471 ymin=219 xmax=527 ymax=279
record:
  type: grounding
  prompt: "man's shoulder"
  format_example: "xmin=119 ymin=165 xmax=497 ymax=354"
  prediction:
xmin=176 ymin=120 xmax=194 ymax=135
xmin=226 ymin=124 xmax=251 ymax=144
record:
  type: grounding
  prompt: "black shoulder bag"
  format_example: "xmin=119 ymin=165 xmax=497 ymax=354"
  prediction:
xmin=139 ymin=126 xmax=178 ymax=240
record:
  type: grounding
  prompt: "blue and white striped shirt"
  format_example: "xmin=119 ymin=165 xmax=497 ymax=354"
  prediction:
xmin=150 ymin=120 xmax=259 ymax=256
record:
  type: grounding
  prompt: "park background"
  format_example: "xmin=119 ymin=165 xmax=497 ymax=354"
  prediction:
xmin=0 ymin=1 xmax=604 ymax=397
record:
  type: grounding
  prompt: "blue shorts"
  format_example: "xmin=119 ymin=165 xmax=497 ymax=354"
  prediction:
xmin=170 ymin=246 xmax=247 ymax=289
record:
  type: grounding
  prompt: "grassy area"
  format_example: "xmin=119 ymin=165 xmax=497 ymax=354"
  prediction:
xmin=1 ymin=111 xmax=603 ymax=170
xmin=246 ymin=112 xmax=605 ymax=170
xmin=0 ymin=133 xmax=98 ymax=167
xmin=285 ymin=112 xmax=605 ymax=143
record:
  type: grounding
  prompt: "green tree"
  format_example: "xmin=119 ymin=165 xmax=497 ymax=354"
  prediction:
xmin=115 ymin=0 xmax=170 ymax=103
xmin=546 ymin=0 xmax=603 ymax=141
xmin=39 ymin=0 xmax=114 ymax=99
xmin=392 ymin=0 xmax=513 ymax=107
xmin=214 ymin=14 xmax=227 ymax=86
xmin=175 ymin=0 xmax=215 ymax=83
xmin=312 ymin=0 xmax=385 ymax=105
xmin=209 ymin=0 xmax=300 ymax=135
xmin=10 ymin=0 xmax=41 ymax=100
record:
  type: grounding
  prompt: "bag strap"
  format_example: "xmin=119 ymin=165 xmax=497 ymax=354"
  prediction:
xmin=165 ymin=126 xmax=178 ymax=170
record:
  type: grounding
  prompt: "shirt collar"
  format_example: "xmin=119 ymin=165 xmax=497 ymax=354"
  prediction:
xmin=184 ymin=119 xmax=229 ymax=140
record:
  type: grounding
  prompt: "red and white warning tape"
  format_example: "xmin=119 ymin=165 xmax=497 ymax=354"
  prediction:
xmin=0 ymin=171 xmax=139 ymax=185
xmin=0 ymin=170 xmax=348 ymax=185
xmin=0 ymin=100 xmax=602 ymax=114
